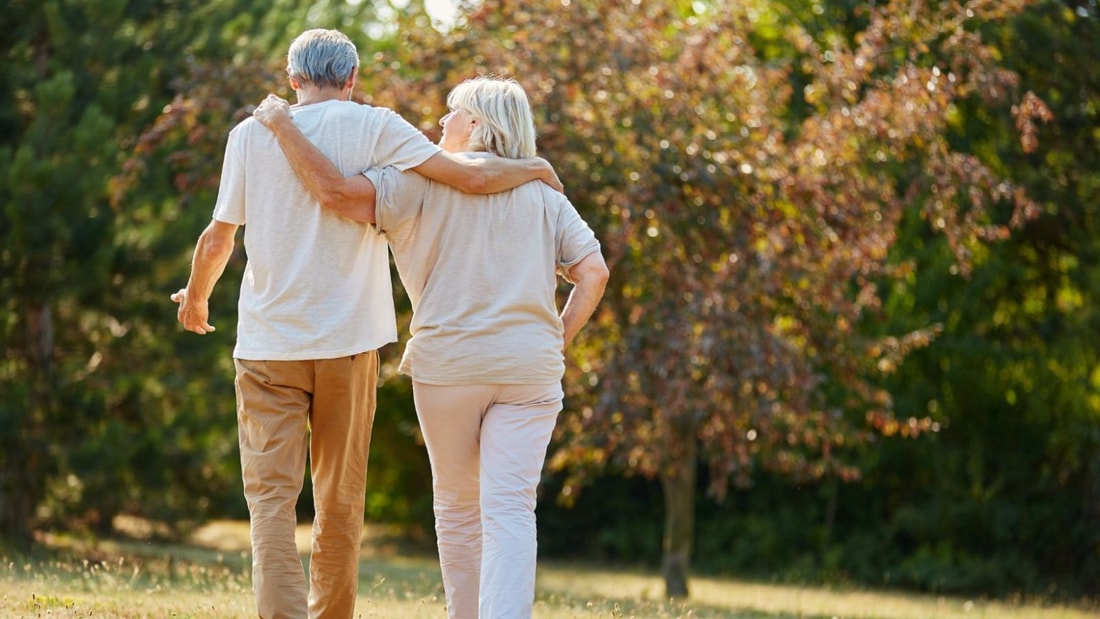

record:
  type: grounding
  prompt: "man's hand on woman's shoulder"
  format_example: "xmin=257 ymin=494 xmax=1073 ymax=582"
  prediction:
xmin=536 ymin=157 xmax=565 ymax=193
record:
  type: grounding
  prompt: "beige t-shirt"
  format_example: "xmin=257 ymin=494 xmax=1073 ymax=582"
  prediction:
xmin=368 ymin=158 xmax=601 ymax=385
xmin=213 ymin=100 xmax=440 ymax=360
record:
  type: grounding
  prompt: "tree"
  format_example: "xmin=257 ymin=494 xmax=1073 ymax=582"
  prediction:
xmin=0 ymin=0 xmax=389 ymax=543
xmin=346 ymin=0 xmax=1049 ymax=596
xmin=860 ymin=0 xmax=1100 ymax=593
xmin=1 ymin=0 xmax=180 ymax=542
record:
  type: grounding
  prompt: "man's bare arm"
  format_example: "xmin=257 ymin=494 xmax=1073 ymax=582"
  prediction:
xmin=171 ymin=220 xmax=238 ymax=334
xmin=412 ymin=150 xmax=563 ymax=194
xmin=560 ymin=251 xmax=610 ymax=350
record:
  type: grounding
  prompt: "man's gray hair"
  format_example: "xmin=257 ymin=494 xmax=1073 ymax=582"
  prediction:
xmin=286 ymin=29 xmax=359 ymax=90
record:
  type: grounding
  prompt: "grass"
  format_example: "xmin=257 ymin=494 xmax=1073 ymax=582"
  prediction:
xmin=1 ymin=519 xmax=1096 ymax=618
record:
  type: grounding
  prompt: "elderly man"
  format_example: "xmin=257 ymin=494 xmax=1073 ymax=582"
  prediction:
xmin=172 ymin=29 xmax=558 ymax=619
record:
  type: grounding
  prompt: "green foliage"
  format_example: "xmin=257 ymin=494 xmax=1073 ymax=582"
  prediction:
xmin=0 ymin=0 xmax=388 ymax=541
xmin=537 ymin=472 xmax=664 ymax=564
xmin=853 ymin=0 xmax=1100 ymax=596
xmin=363 ymin=373 xmax=435 ymax=528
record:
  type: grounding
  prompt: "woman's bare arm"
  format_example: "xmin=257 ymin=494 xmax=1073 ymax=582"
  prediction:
xmin=412 ymin=150 xmax=563 ymax=194
xmin=560 ymin=251 xmax=610 ymax=350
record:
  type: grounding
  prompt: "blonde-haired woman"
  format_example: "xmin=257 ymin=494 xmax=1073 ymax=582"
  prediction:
xmin=255 ymin=77 xmax=609 ymax=618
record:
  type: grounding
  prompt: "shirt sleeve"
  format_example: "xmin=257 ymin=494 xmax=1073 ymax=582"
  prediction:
xmin=374 ymin=108 xmax=443 ymax=171
xmin=554 ymin=194 xmax=601 ymax=269
xmin=211 ymin=121 xmax=249 ymax=225
xmin=367 ymin=167 xmax=430 ymax=236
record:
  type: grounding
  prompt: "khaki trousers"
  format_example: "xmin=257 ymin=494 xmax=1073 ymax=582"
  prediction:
xmin=234 ymin=353 xmax=378 ymax=619
xmin=413 ymin=382 xmax=563 ymax=619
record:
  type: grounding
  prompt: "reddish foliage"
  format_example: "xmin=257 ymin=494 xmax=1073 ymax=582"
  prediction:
xmin=123 ymin=0 xmax=1049 ymax=503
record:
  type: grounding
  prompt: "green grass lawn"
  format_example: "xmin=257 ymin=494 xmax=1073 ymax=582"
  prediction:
xmin=1 ymin=519 xmax=1095 ymax=619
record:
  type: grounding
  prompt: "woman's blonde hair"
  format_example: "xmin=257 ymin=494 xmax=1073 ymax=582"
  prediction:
xmin=446 ymin=77 xmax=537 ymax=159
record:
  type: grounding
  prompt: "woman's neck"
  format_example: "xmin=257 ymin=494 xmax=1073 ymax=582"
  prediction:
xmin=440 ymin=140 xmax=472 ymax=154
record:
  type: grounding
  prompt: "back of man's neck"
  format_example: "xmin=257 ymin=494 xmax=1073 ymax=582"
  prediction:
xmin=295 ymin=88 xmax=348 ymax=106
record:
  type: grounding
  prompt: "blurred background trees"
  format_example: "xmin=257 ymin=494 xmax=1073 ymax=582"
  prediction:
xmin=2 ymin=0 xmax=1096 ymax=602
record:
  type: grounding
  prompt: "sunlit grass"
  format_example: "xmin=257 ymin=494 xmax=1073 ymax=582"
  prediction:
xmin=1 ymin=520 xmax=1096 ymax=618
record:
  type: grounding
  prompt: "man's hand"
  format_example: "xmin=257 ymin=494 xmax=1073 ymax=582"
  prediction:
xmin=538 ymin=157 xmax=565 ymax=193
xmin=171 ymin=288 xmax=216 ymax=335
xmin=254 ymin=94 xmax=293 ymax=129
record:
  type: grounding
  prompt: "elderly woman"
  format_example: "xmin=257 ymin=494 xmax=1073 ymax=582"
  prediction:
xmin=254 ymin=77 xmax=608 ymax=618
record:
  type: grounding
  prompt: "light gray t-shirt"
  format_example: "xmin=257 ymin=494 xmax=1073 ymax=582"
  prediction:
xmin=368 ymin=157 xmax=601 ymax=385
xmin=213 ymin=100 xmax=440 ymax=360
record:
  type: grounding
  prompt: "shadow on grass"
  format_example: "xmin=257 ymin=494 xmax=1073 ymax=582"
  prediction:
xmin=533 ymin=589 xmax=845 ymax=619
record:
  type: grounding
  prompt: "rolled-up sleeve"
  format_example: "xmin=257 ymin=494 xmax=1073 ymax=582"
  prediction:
xmin=365 ymin=166 xmax=429 ymax=236
xmin=555 ymin=197 xmax=601 ymax=269
xmin=212 ymin=123 xmax=248 ymax=225
xmin=375 ymin=109 xmax=443 ymax=171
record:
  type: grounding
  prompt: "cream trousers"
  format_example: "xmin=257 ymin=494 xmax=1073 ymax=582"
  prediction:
xmin=234 ymin=353 xmax=378 ymax=619
xmin=413 ymin=382 xmax=563 ymax=619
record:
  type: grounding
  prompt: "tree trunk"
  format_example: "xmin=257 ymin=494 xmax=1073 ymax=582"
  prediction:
xmin=660 ymin=423 xmax=697 ymax=599
xmin=1089 ymin=450 xmax=1100 ymax=552
xmin=0 ymin=473 xmax=35 ymax=547
xmin=0 ymin=303 xmax=54 ymax=546
xmin=822 ymin=476 xmax=838 ymax=553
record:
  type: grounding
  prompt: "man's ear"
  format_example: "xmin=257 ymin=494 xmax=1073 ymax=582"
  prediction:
xmin=289 ymin=75 xmax=302 ymax=90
